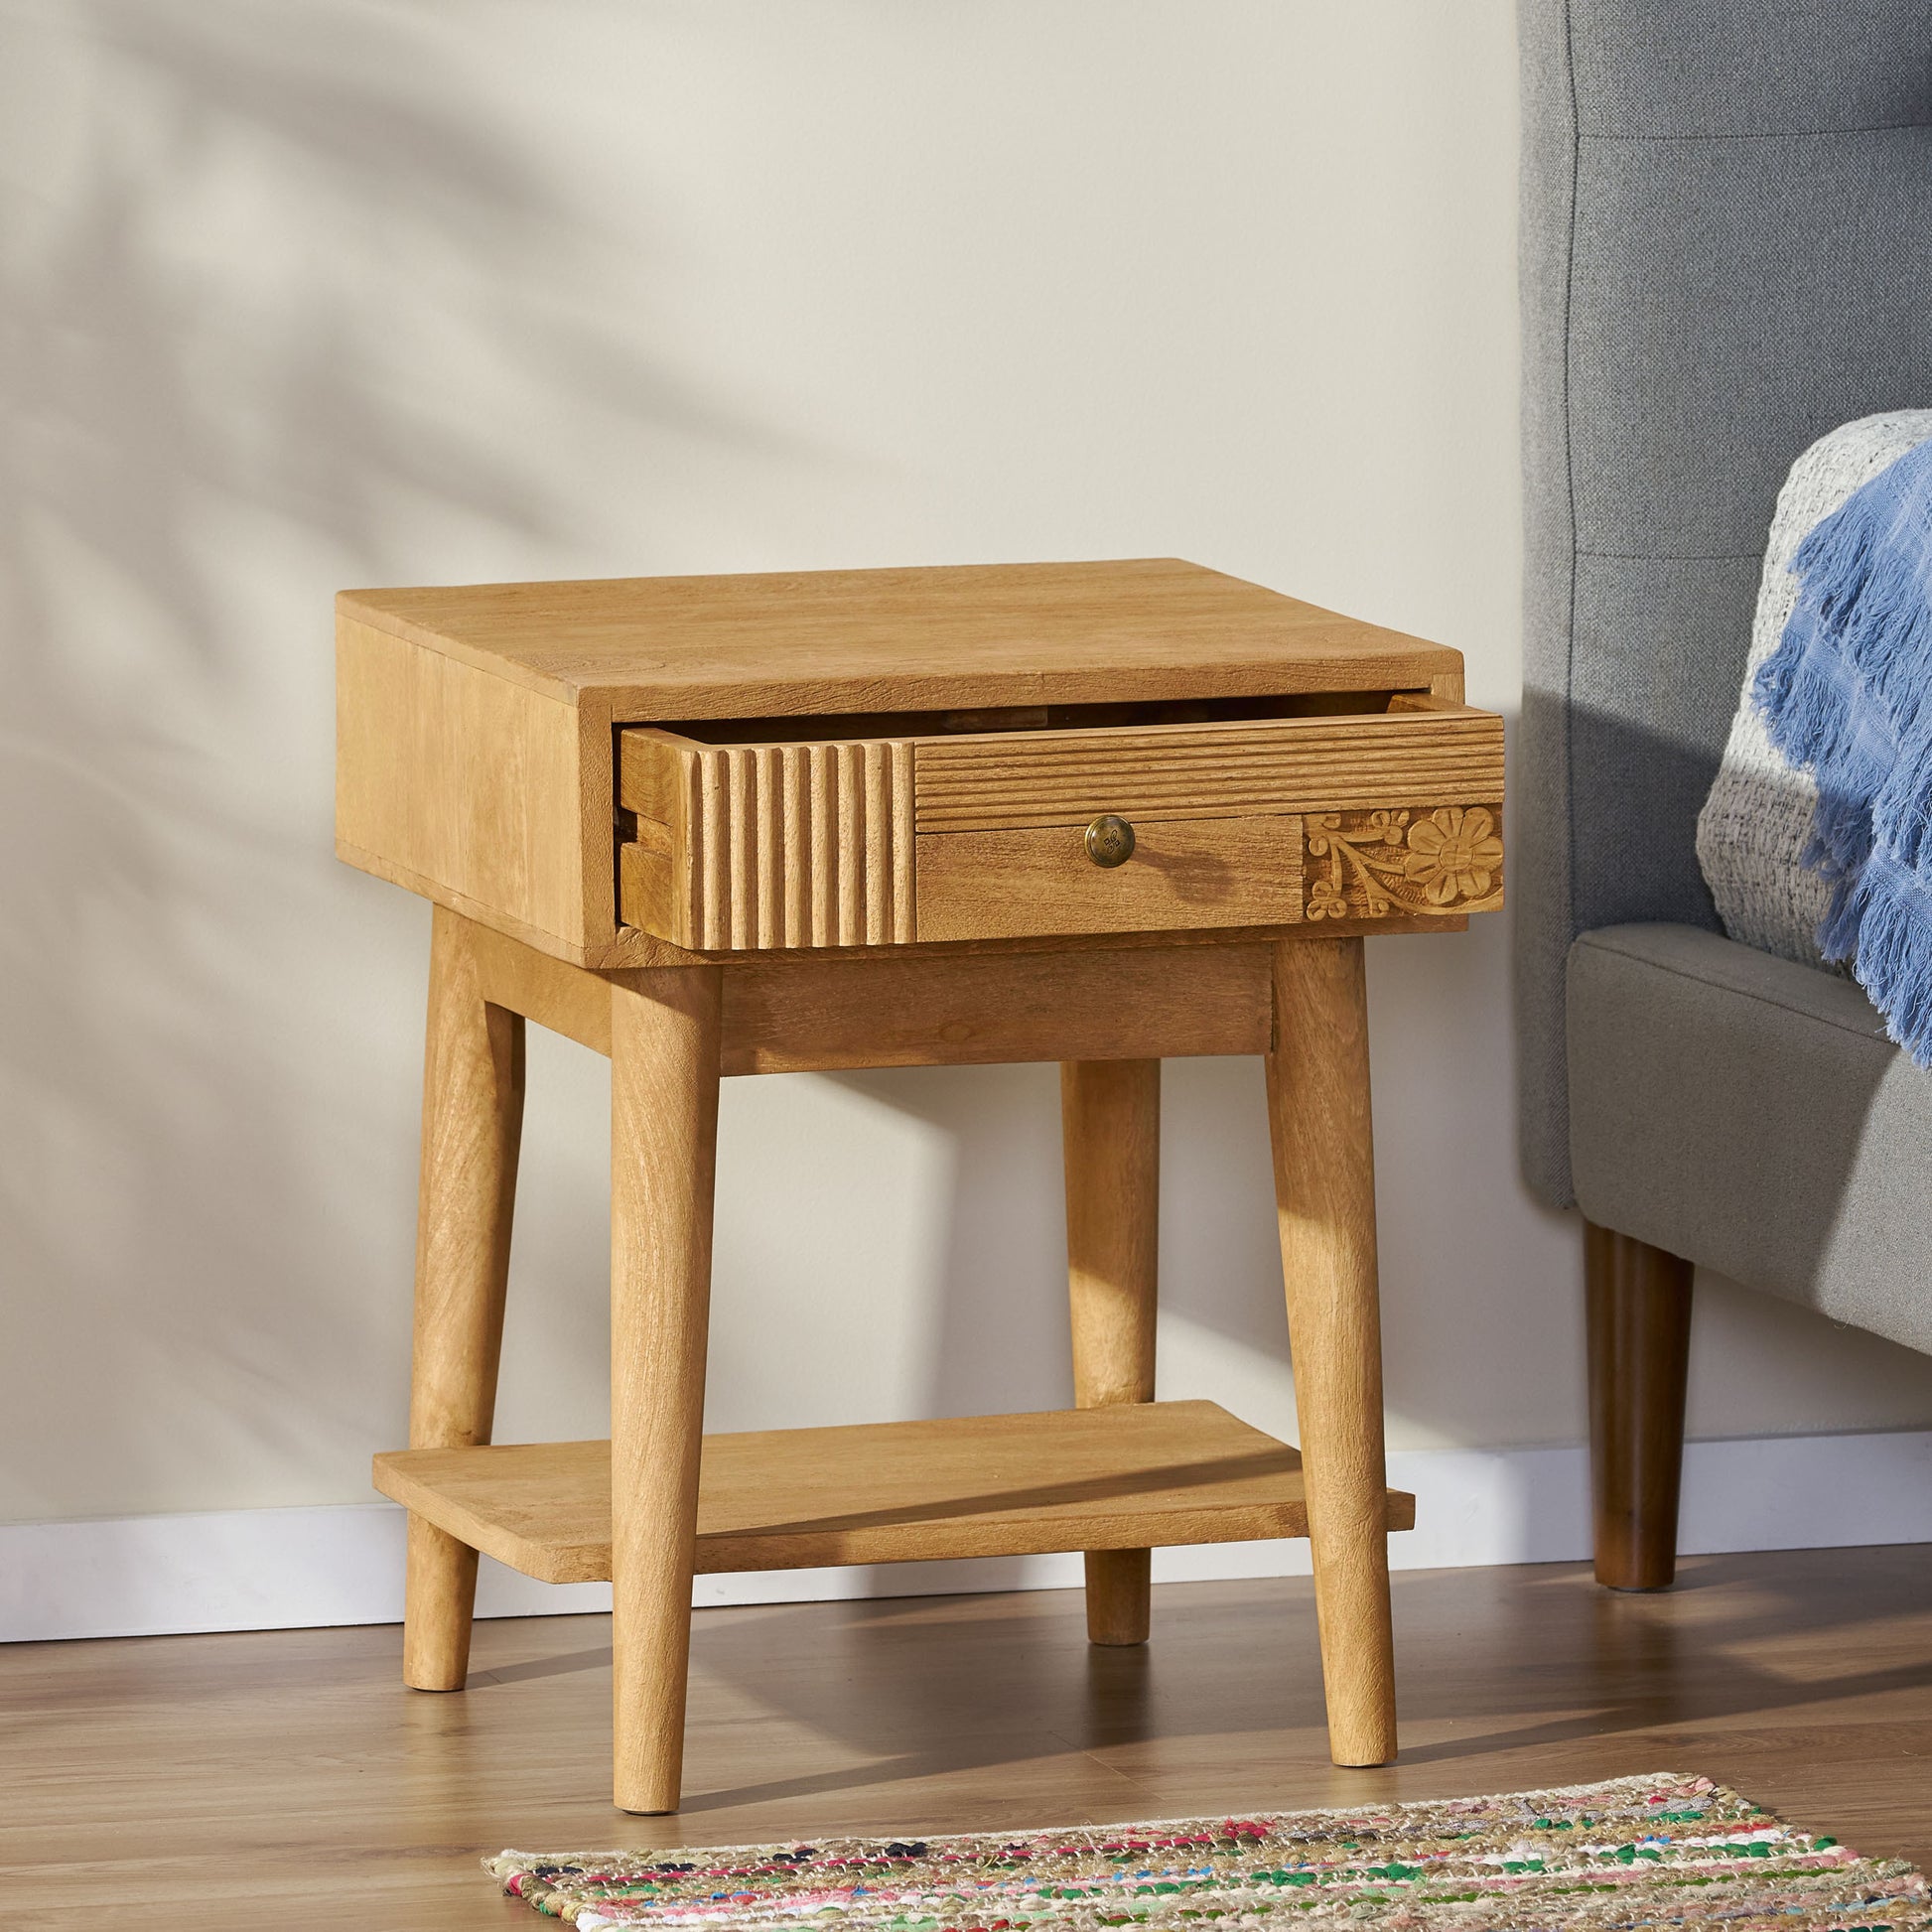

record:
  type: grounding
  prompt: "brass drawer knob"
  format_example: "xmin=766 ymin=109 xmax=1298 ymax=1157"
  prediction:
xmin=1084 ymin=813 xmax=1136 ymax=869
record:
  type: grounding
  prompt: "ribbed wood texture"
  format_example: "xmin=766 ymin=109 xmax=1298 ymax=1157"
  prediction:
xmin=912 ymin=711 xmax=1503 ymax=831
xmin=644 ymin=738 xmax=915 ymax=950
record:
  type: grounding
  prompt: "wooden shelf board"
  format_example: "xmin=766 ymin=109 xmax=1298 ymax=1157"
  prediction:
xmin=372 ymin=1399 xmax=1415 ymax=1586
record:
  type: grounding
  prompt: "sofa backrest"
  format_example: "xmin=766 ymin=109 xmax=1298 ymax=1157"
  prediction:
xmin=1515 ymin=0 xmax=1932 ymax=1205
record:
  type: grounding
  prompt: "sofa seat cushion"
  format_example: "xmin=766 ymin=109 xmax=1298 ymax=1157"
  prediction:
xmin=1568 ymin=922 xmax=1932 ymax=1353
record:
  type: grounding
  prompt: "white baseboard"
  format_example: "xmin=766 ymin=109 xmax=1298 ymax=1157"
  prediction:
xmin=7 ymin=1429 xmax=1932 ymax=1644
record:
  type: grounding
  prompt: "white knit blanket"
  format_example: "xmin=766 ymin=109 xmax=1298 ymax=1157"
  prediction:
xmin=1697 ymin=410 xmax=1932 ymax=967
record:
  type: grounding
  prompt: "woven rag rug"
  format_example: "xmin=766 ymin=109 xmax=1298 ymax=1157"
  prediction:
xmin=485 ymin=1772 xmax=1928 ymax=1930
xmin=1753 ymin=430 xmax=1932 ymax=1061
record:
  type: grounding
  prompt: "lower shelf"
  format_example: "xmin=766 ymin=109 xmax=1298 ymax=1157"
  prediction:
xmin=372 ymin=1399 xmax=1416 ymax=1586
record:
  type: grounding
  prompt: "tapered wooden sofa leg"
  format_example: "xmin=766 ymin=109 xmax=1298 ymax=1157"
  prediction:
xmin=403 ymin=907 xmax=526 ymax=1692
xmin=610 ymin=968 xmax=723 ymax=1816
xmin=1265 ymin=938 xmax=1397 ymax=1768
xmin=1586 ymin=1221 xmax=1694 ymax=1591
xmin=1061 ymin=1058 xmax=1162 ymax=1646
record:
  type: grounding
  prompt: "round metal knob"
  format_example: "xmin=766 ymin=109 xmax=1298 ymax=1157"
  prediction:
xmin=1084 ymin=813 xmax=1136 ymax=869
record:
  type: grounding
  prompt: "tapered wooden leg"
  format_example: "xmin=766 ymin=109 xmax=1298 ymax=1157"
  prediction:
xmin=1265 ymin=937 xmax=1396 ymax=1767
xmin=610 ymin=967 xmax=722 ymax=1815
xmin=1587 ymin=1221 xmax=1694 ymax=1591
xmin=1061 ymin=1058 xmax=1161 ymax=1646
xmin=403 ymin=907 xmax=525 ymax=1692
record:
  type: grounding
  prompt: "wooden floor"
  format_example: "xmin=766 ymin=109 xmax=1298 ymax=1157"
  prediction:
xmin=8 ymin=1546 xmax=1932 ymax=1927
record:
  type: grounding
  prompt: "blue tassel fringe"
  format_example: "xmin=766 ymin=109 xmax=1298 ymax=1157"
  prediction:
xmin=1753 ymin=434 xmax=1932 ymax=1064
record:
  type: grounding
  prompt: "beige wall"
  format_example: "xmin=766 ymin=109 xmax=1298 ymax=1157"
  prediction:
xmin=6 ymin=0 xmax=1932 ymax=1527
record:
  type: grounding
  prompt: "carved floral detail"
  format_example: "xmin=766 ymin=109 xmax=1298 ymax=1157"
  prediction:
xmin=1305 ymin=806 xmax=1503 ymax=920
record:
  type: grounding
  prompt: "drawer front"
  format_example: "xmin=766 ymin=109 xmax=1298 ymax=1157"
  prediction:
xmin=618 ymin=705 xmax=1503 ymax=949
xmin=916 ymin=816 xmax=1304 ymax=942
xmin=621 ymin=738 xmax=917 ymax=950
xmin=912 ymin=710 xmax=1503 ymax=830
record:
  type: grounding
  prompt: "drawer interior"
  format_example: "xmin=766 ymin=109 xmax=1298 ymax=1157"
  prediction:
xmin=651 ymin=687 xmax=1403 ymax=747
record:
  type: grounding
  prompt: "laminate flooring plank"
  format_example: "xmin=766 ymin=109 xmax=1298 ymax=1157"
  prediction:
xmin=6 ymin=1548 xmax=1932 ymax=1928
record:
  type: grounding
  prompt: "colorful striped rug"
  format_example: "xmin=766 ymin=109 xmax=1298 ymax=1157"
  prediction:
xmin=486 ymin=1772 xmax=1928 ymax=1930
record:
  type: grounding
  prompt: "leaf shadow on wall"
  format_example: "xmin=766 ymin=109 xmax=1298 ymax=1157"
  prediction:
xmin=0 ymin=0 xmax=765 ymax=1524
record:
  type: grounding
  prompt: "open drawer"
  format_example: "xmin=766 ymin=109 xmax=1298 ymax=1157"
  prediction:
xmin=616 ymin=693 xmax=1504 ymax=949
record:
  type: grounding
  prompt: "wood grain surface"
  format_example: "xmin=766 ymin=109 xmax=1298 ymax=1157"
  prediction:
xmin=910 ymin=709 xmax=1503 ymax=831
xmin=340 ymin=559 xmax=1461 ymax=718
xmin=462 ymin=910 xmax=617 ymax=1056
xmin=441 ymin=909 xmax=1279 ymax=1071
xmin=1586 ymin=1222 xmax=1695 ymax=1591
xmin=371 ymin=1402 xmax=1416 ymax=1585
xmin=621 ymin=733 xmax=917 ymax=949
xmin=609 ymin=969 xmax=723 ymax=1813
xmin=914 ymin=816 xmax=1304 ymax=942
xmin=710 ymin=944 xmax=1274 ymax=1071
xmin=1265 ymin=938 xmax=1397 ymax=1769
xmin=401 ymin=907 xmax=526 ymax=1693
xmin=337 ymin=617 xmax=595 ymax=950
xmin=14 ymin=1548 xmax=1932 ymax=1928
xmin=1062 ymin=1060 xmax=1163 ymax=1646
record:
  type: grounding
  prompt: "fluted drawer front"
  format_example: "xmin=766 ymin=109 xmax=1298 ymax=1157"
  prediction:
xmin=620 ymin=734 xmax=913 ymax=951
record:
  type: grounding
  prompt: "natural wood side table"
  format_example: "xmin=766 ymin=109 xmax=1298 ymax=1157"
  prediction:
xmin=336 ymin=558 xmax=1505 ymax=1813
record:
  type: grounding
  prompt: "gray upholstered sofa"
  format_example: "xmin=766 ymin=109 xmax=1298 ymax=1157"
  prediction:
xmin=1516 ymin=0 xmax=1932 ymax=1585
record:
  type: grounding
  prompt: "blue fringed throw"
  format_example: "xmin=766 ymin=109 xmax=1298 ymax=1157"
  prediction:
xmin=1755 ymin=434 xmax=1932 ymax=1063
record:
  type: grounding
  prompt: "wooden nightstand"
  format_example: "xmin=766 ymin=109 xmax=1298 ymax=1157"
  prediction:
xmin=336 ymin=557 xmax=1504 ymax=1813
